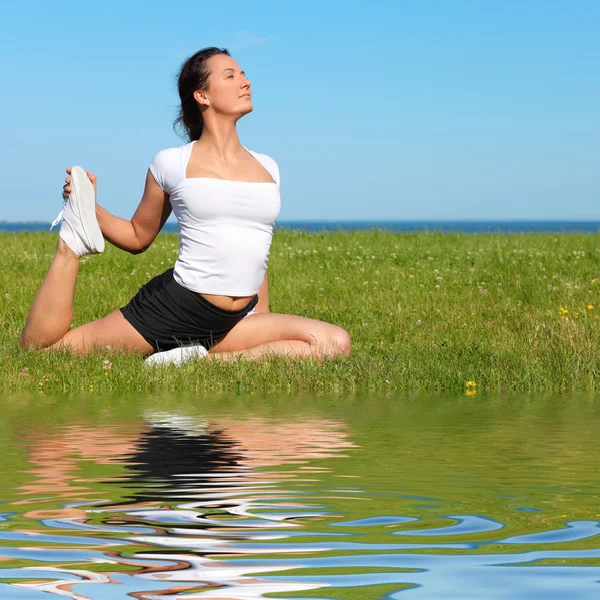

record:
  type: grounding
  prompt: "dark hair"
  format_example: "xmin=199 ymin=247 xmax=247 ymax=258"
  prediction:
xmin=173 ymin=46 xmax=231 ymax=142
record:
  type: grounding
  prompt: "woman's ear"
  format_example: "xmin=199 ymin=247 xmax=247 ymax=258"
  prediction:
xmin=193 ymin=90 xmax=210 ymax=106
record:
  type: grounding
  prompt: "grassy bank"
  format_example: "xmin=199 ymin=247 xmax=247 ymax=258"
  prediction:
xmin=0 ymin=229 xmax=599 ymax=395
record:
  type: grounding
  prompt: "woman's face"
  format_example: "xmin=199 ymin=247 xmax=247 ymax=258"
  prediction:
xmin=197 ymin=54 xmax=253 ymax=116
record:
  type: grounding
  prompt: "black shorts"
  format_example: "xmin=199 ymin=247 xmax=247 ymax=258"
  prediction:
xmin=120 ymin=268 xmax=259 ymax=352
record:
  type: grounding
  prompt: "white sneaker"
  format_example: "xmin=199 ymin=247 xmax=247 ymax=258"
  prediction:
xmin=50 ymin=165 xmax=104 ymax=256
xmin=144 ymin=344 xmax=209 ymax=368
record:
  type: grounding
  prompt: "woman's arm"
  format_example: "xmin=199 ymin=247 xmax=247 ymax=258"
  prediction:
xmin=255 ymin=270 xmax=270 ymax=313
xmin=95 ymin=170 xmax=172 ymax=254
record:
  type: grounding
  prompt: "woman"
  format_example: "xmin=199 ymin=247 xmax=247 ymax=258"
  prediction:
xmin=19 ymin=47 xmax=351 ymax=366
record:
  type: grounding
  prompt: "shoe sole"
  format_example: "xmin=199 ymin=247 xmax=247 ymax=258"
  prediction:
xmin=71 ymin=165 xmax=105 ymax=253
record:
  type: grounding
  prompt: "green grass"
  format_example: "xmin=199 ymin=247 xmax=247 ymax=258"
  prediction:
xmin=1 ymin=229 xmax=599 ymax=394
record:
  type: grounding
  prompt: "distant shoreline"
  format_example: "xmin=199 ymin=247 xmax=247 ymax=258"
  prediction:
xmin=1 ymin=220 xmax=600 ymax=234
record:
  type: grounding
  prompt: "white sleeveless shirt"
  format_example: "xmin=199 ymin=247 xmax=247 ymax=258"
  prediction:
xmin=149 ymin=141 xmax=281 ymax=296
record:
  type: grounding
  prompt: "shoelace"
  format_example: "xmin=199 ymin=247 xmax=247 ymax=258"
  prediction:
xmin=50 ymin=198 xmax=68 ymax=230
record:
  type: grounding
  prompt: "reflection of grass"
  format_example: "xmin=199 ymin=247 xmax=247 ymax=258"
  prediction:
xmin=257 ymin=566 xmax=419 ymax=576
xmin=2 ymin=230 xmax=600 ymax=393
xmin=267 ymin=582 xmax=415 ymax=599
xmin=519 ymin=558 xmax=600 ymax=567
xmin=1 ymin=579 xmax=58 ymax=584
xmin=0 ymin=559 xmax=140 ymax=573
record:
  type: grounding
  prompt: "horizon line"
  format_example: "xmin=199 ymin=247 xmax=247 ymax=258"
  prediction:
xmin=3 ymin=218 xmax=600 ymax=225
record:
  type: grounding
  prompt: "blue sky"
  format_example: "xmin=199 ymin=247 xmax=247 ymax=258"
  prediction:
xmin=1 ymin=0 xmax=598 ymax=222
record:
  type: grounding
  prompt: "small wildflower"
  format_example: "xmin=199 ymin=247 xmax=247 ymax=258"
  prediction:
xmin=465 ymin=380 xmax=477 ymax=388
xmin=103 ymin=359 xmax=112 ymax=370
xmin=587 ymin=304 xmax=594 ymax=310
xmin=20 ymin=368 xmax=29 ymax=377
xmin=416 ymin=319 xmax=422 ymax=325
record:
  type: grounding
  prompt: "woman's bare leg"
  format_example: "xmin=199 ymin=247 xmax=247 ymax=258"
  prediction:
xmin=20 ymin=238 xmax=81 ymax=349
xmin=43 ymin=310 xmax=154 ymax=355
xmin=206 ymin=313 xmax=352 ymax=363
xmin=20 ymin=237 xmax=153 ymax=355
xmin=206 ymin=339 xmax=317 ymax=362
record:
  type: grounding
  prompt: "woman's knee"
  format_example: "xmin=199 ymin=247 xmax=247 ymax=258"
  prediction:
xmin=19 ymin=333 xmax=35 ymax=351
xmin=329 ymin=327 xmax=352 ymax=356
xmin=19 ymin=331 xmax=54 ymax=351
xmin=313 ymin=326 xmax=351 ymax=358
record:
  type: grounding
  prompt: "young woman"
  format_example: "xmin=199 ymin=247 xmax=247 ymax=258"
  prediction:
xmin=20 ymin=47 xmax=351 ymax=366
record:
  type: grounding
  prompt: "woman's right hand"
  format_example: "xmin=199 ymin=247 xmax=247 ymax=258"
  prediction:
xmin=62 ymin=168 xmax=98 ymax=200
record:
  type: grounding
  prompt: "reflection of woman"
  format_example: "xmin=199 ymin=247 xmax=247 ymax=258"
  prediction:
xmin=106 ymin=415 xmax=244 ymax=505
xmin=19 ymin=46 xmax=352 ymax=367
xmin=14 ymin=414 xmax=356 ymax=599
xmin=18 ymin=413 xmax=356 ymax=512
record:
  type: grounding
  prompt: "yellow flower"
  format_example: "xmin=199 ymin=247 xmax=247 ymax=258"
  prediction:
xmin=466 ymin=389 xmax=477 ymax=396
xmin=560 ymin=307 xmax=568 ymax=314
xmin=592 ymin=279 xmax=597 ymax=284
xmin=465 ymin=380 xmax=477 ymax=387
xmin=587 ymin=304 xmax=594 ymax=310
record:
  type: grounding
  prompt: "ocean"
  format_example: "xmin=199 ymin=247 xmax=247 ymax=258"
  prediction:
xmin=2 ymin=220 xmax=600 ymax=233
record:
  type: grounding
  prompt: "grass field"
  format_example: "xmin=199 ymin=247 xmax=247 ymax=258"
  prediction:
xmin=1 ymin=229 xmax=599 ymax=395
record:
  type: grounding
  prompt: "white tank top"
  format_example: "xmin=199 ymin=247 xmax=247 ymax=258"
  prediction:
xmin=149 ymin=141 xmax=281 ymax=296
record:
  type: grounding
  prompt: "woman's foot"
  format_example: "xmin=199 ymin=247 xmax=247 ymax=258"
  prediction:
xmin=144 ymin=344 xmax=209 ymax=367
xmin=50 ymin=165 xmax=104 ymax=257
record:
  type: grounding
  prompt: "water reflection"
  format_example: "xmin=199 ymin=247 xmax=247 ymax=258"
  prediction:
xmin=1 ymin=394 xmax=600 ymax=598
xmin=3 ymin=407 xmax=356 ymax=598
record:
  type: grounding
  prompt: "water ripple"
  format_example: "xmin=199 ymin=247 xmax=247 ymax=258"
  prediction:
xmin=2 ymin=395 xmax=600 ymax=598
